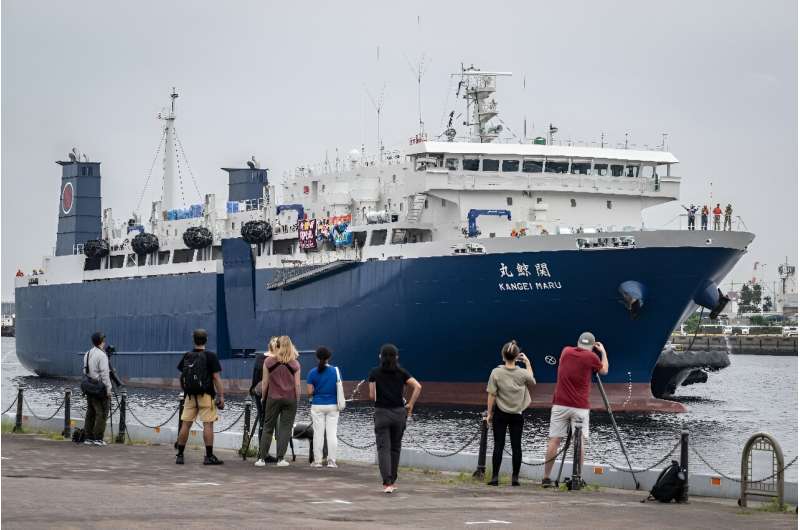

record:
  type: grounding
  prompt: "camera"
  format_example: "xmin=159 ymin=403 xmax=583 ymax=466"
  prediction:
xmin=105 ymin=345 xmax=116 ymax=355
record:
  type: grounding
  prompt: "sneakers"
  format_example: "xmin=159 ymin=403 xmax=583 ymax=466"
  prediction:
xmin=326 ymin=459 xmax=338 ymax=468
xmin=175 ymin=454 xmax=184 ymax=465
xmin=541 ymin=477 xmax=553 ymax=488
xmin=203 ymin=454 xmax=224 ymax=465
xmin=83 ymin=439 xmax=95 ymax=446
xmin=254 ymin=459 xmax=266 ymax=467
xmin=310 ymin=462 xmax=323 ymax=468
xmin=93 ymin=440 xmax=107 ymax=446
xmin=276 ymin=459 xmax=290 ymax=467
xmin=383 ymin=484 xmax=396 ymax=494
xmin=487 ymin=477 xmax=499 ymax=486
xmin=511 ymin=476 xmax=521 ymax=487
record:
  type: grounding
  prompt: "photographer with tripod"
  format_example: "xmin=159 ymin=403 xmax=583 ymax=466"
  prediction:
xmin=541 ymin=332 xmax=608 ymax=487
xmin=81 ymin=332 xmax=114 ymax=446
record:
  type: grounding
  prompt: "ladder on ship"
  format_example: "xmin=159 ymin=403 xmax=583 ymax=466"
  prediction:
xmin=406 ymin=193 xmax=427 ymax=222
xmin=266 ymin=259 xmax=358 ymax=290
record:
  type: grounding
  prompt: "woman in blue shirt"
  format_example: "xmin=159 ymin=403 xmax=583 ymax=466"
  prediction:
xmin=306 ymin=346 xmax=341 ymax=467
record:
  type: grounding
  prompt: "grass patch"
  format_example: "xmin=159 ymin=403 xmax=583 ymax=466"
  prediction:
xmin=739 ymin=498 xmax=795 ymax=514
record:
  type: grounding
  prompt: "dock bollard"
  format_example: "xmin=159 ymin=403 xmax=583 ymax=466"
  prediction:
xmin=678 ymin=430 xmax=689 ymax=503
xmin=115 ymin=389 xmax=127 ymax=444
xmin=241 ymin=398 xmax=251 ymax=457
xmin=62 ymin=388 xmax=72 ymax=438
xmin=473 ymin=414 xmax=489 ymax=479
xmin=13 ymin=386 xmax=24 ymax=433
xmin=569 ymin=424 xmax=583 ymax=491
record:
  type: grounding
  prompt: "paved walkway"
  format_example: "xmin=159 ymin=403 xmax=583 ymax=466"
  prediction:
xmin=1 ymin=433 xmax=795 ymax=529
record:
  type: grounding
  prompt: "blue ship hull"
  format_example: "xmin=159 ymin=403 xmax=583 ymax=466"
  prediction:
xmin=15 ymin=243 xmax=745 ymax=411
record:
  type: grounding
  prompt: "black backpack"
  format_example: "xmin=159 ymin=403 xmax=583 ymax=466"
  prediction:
xmin=647 ymin=460 xmax=686 ymax=503
xmin=180 ymin=350 xmax=209 ymax=396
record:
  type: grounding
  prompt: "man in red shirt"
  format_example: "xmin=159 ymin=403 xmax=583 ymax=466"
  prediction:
xmin=541 ymin=331 xmax=608 ymax=487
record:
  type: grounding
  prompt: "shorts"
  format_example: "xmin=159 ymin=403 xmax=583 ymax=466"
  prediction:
xmin=181 ymin=393 xmax=218 ymax=423
xmin=548 ymin=404 xmax=589 ymax=440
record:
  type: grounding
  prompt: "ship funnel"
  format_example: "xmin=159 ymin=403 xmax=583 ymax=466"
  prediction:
xmin=618 ymin=281 xmax=646 ymax=319
xmin=55 ymin=157 xmax=102 ymax=256
xmin=693 ymin=281 xmax=730 ymax=319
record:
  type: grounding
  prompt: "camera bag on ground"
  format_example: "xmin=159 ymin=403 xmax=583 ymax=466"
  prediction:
xmin=180 ymin=350 xmax=209 ymax=395
xmin=72 ymin=428 xmax=86 ymax=444
xmin=80 ymin=350 xmax=107 ymax=397
xmin=645 ymin=460 xmax=685 ymax=503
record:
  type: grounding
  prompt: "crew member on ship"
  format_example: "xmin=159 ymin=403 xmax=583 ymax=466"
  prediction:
xmin=682 ymin=204 xmax=698 ymax=230
xmin=724 ymin=203 xmax=733 ymax=231
xmin=701 ymin=205 xmax=709 ymax=230
xmin=713 ymin=203 xmax=723 ymax=231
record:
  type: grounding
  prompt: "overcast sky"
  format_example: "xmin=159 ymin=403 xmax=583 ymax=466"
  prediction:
xmin=2 ymin=0 xmax=797 ymax=300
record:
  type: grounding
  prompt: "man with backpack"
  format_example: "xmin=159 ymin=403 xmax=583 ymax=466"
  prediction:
xmin=82 ymin=332 xmax=113 ymax=446
xmin=175 ymin=329 xmax=225 ymax=465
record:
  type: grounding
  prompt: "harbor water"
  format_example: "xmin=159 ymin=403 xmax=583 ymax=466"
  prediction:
xmin=2 ymin=337 xmax=796 ymax=481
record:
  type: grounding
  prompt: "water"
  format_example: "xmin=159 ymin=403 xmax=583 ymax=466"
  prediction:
xmin=2 ymin=337 xmax=796 ymax=480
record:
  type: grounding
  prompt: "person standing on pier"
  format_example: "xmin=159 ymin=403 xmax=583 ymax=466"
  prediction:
xmin=682 ymin=204 xmax=698 ymax=230
xmin=255 ymin=336 xmax=301 ymax=467
xmin=82 ymin=332 xmax=113 ymax=446
xmin=485 ymin=340 xmax=536 ymax=486
xmin=175 ymin=329 xmax=225 ymax=465
xmin=541 ymin=332 xmax=608 ymax=487
xmin=369 ymin=344 xmax=422 ymax=494
xmin=724 ymin=203 xmax=733 ymax=231
xmin=700 ymin=205 xmax=709 ymax=230
xmin=306 ymin=346 xmax=341 ymax=468
xmin=713 ymin=203 xmax=722 ymax=230
xmin=249 ymin=337 xmax=278 ymax=450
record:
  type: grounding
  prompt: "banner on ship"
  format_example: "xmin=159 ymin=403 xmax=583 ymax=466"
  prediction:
xmin=298 ymin=219 xmax=318 ymax=250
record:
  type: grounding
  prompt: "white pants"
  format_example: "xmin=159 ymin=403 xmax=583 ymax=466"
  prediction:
xmin=310 ymin=404 xmax=339 ymax=463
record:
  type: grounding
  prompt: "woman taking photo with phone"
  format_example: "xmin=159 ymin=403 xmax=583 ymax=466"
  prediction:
xmin=368 ymin=344 xmax=422 ymax=493
xmin=486 ymin=340 xmax=536 ymax=486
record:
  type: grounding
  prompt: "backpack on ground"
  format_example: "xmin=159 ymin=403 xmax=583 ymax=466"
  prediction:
xmin=72 ymin=428 xmax=86 ymax=444
xmin=646 ymin=460 xmax=686 ymax=503
xmin=180 ymin=350 xmax=209 ymax=396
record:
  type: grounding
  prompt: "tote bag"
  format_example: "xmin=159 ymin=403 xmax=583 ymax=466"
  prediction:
xmin=335 ymin=366 xmax=346 ymax=411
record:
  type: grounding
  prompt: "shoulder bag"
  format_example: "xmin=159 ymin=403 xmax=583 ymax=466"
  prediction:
xmin=335 ymin=366 xmax=346 ymax=411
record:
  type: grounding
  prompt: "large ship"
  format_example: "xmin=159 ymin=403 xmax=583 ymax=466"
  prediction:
xmin=15 ymin=67 xmax=753 ymax=412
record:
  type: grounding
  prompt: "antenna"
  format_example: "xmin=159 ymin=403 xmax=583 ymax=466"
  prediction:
xmin=404 ymin=52 xmax=429 ymax=135
xmin=364 ymin=82 xmax=387 ymax=160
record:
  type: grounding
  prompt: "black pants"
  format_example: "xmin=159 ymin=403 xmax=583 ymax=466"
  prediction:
xmin=374 ymin=407 xmax=407 ymax=485
xmin=687 ymin=216 xmax=695 ymax=230
xmin=84 ymin=394 xmax=109 ymax=441
xmin=491 ymin=406 xmax=523 ymax=479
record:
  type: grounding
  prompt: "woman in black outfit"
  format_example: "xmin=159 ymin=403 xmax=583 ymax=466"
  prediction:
xmin=368 ymin=344 xmax=422 ymax=493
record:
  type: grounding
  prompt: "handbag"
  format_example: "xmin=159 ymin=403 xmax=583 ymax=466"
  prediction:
xmin=80 ymin=350 xmax=106 ymax=397
xmin=335 ymin=366 xmax=346 ymax=411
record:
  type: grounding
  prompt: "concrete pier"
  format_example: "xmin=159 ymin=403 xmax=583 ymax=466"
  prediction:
xmin=2 ymin=432 xmax=797 ymax=529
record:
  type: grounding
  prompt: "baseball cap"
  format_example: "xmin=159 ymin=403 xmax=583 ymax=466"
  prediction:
xmin=578 ymin=332 xmax=595 ymax=348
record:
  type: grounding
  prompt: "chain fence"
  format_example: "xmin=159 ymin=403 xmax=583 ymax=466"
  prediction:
xmin=690 ymin=446 xmax=798 ymax=484
xmin=2 ymin=396 xmax=18 ymax=415
xmin=22 ymin=397 xmax=66 ymax=421
xmin=127 ymin=403 xmax=181 ymax=429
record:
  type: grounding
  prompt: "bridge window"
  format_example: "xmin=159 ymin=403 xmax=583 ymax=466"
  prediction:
xmin=212 ymin=246 xmax=222 ymax=260
xmin=173 ymin=249 xmax=194 ymax=263
xmin=482 ymin=159 xmax=499 ymax=171
xmin=463 ymin=158 xmax=480 ymax=171
xmin=522 ymin=159 xmax=543 ymax=173
xmin=502 ymin=160 xmax=519 ymax=172
xmin=352 ymin=231 xmax=367 ymax=247
xmin=570 ymin=198 xmax=577 ymax=207
xmin=506 ymin=197 xmax=513 ymax=206
xmin=610 ymin=164 xmax=624 ymax=177
xmin=109 ymin=255 xmax=124 ymax=269
xmin=607 ymin=200 xmax=613 ymax=209
xmin=370 ymin=229 xmax=387 ymax=246
xmin=446 ymin=158 xmax=458 ymax=170
xmin=571 ymin=161 xmax=591 ymax=175
xmin=625 ymin=165 xmax=640 ymax=178
xmin=545 ymin=159 xmax=569 ymax=174
xmin=594 ymin=163 xmax=608 ymax=176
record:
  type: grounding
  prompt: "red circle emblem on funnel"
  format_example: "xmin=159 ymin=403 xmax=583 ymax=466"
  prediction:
xmin=62 ymin=182 xmax=74 ymax=214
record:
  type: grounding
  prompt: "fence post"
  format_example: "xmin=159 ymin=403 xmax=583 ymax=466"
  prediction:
xmin=115 ymin=389 xmax=127 ymax=444
xmin=473 ymin=415 xmax=489 ymax=479
xmin=174 ymin=392 xmax=185 ymax=450
xmin=569 ymin=424 xmax=583 ymax=491
xmin=241 ymin=398 xmax=251 ymax=458
xmin=678 ymin=430 xmax=689 ymax=502
xmin=62 ymin=388 xmax=72 ymax=438
xmin=13 ymin=386 xmax=24 ymax=433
